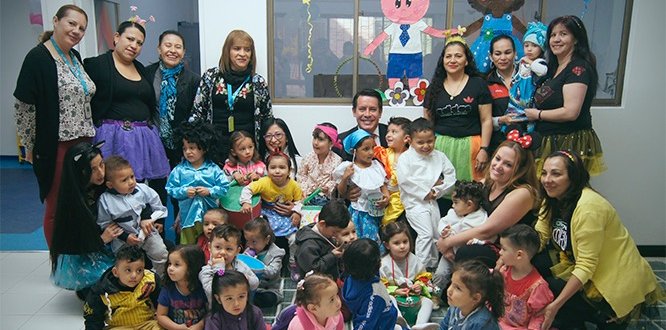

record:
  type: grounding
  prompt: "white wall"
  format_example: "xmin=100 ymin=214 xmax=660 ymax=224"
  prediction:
xmin=0 ymin=0 xmax=43 ymax=156
xmin=198 ymin=0 xmax=666 ymax=245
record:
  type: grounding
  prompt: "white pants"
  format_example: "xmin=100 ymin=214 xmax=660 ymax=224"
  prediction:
xmin=404 ymin=201 xmax=440 ymax=268
xmin=433 ymin=255 xmax=453 ymax=289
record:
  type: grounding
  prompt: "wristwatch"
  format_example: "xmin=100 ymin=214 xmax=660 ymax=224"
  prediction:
xmin=479 ymin=146 xmax=489 ymax=152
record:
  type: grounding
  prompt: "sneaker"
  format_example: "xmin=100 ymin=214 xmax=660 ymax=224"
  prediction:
xmin=289 ymin=263 xmax=300 ymax=282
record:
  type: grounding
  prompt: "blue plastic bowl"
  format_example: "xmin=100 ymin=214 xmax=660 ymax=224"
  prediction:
xmin=237 ymin=254 xmax=265 ymax=279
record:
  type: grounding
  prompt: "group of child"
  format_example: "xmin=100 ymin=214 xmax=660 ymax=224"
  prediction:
xmin=82 ymin=104 xmax=558 ymax=329
xmin=80 ymin=27 xmax=555 ymax=327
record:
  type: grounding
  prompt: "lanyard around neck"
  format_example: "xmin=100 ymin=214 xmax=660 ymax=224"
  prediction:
xmin=50 ymin=37 xmax=89 ymax=96
xmin=391 ymin=256 xmax=408 ymax=284
xmin=227 ymin=75 xmax=251 ymax=113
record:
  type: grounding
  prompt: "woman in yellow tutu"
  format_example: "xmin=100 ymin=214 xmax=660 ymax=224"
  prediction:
xmin=525 ymin=16 xmax=605 ymax=176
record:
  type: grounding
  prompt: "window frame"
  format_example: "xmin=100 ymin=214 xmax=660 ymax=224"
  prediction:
xmin=268 ymin=0 xmax=633 ymax=107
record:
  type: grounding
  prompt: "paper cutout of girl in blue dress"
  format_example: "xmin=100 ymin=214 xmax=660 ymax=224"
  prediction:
xmin=464 ymin=0 xmax=527 ymax=74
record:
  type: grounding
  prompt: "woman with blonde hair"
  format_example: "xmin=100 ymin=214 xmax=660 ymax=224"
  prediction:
xmin=436 ymin=138 xmax=539 ymax=268
xmin=190 ymin=29 xmax=273 ymax=164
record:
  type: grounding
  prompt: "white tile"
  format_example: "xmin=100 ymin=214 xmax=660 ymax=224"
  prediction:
xmin=0 ymin=272 xmax=25 ymax=293
xmin=0 ymin=315 xmax=30 ymax=330
xmin=0 ymin=292 xmax=54 ymax=315
xmin=19 ymin=314 xmax=85 ymax=330
xmin=0 ymin=252 xmax=49 ymax=274
xmin=36 ymin=290 xmax=83 ymax=315
xmin=29 ymin=257 xmax=53 ymax=275
xmin=6 ymin=272 xmax=61 ymax=295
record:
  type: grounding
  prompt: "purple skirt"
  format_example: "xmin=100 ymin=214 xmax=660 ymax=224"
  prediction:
xmin=94 ymin=121 xmax=170 ymax=180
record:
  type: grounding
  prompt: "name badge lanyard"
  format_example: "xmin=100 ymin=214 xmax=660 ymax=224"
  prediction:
xmin=51 ymin=37 xmax=91 ymax=118
xmin=226 ymin=75 xmax=251 ymax=132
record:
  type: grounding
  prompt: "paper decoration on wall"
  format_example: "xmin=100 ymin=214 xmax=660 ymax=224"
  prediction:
xmin=334 ymin=56 xmax=384 ymax=98
xmin=364 ymin=0 xmax=445 ymax=90
xmin=385 ymin=82 xmax=410 ymax=107
xmin=464 ymin=0 xmax=526 ymax=74
xmin=581 ymin=0 xmax=592 ymax=18
xmin=410 ymin=79 xmax=430 ymax=106
xmin=28 ymin=0 xmax=42 ymax=26
xmin=303 ymin=0 xmax=314 ymax=73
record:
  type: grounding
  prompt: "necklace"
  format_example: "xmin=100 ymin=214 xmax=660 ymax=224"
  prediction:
xmin=445 ymin=75 xmax=466 ymax=100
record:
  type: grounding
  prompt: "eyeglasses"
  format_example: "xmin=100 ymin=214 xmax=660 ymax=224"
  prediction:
xmin=263 ymin=132 xmax=285 ymax=141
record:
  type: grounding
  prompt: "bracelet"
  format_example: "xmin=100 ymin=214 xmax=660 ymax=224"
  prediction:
xmin=538 ymin=110 xmax=543 ymax=121
xmin=479 ymin=146 xmax=489 ymax=152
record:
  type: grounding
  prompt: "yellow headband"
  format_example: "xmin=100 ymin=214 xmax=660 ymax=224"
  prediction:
xmin=444 ymin=26 xmax=467 ymax=45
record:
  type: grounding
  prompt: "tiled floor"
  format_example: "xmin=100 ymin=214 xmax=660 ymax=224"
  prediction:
xmin=0 ymin=251 xmax=664 ymax=330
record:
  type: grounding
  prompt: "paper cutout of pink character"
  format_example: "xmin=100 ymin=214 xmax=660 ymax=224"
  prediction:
xmin=364 ymin=0 xmax=445 ymax=89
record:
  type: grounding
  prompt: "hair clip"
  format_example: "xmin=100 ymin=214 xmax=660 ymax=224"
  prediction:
xmin=128 ymin=5 xmax=155 ymax=26
xmin=506 ymin=130 xmax=533 ymax=149
xmin=488 ymin=268 xmax=494 ymax=274
xmin=216 ymin=268 xmax=225 ymax=276
xmin=558 ymin=150 xmax=575 ymax=162
xmin=565 ymin=15 xmax=583 ymax=31
xmin=267 ymin=150 xmax=289 ymax=163
xmin=296 ymin=279 xmax=305 ymax=291
xmin=73 ymin=140 xmax=105 ymax=162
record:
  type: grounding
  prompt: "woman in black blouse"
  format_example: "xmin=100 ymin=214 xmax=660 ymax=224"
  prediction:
xmin=84 ymin=21 xmax=170 ymax=188
xmin=424 ymin=38 xmax=493 ymax=182
xmin=524 ymin=15 xmax=605 ymax=176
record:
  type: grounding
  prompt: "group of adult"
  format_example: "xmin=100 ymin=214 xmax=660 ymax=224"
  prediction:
xmin=12 ymin=5 xmax=279 ymax=294
xmin=13 ymin=5 xmax=660 ymax=329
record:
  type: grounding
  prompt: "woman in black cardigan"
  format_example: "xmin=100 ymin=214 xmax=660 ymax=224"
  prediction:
xmin=14 ymin=5 xmax=95 ymax=248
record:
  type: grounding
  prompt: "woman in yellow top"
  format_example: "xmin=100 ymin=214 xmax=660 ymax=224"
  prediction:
xmin=536 ymin=150 xmax=662 ymax=329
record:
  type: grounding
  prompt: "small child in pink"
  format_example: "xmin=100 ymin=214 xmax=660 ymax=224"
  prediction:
xmin=223 ymin=130 xmax=266 ymax=185
xmin=498 ymin=224 xmax=554 ymax=330
xmin=289 ymin=273 xmax=344 ymax=330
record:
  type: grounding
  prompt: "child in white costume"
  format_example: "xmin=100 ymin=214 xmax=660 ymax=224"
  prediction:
xmin=434 ymin=180 xmax=488 ymax=288
xmin=333 ymin=129 xmax=389 ymax=246
xmin=396 ymin=118 xmax=456 ymax=268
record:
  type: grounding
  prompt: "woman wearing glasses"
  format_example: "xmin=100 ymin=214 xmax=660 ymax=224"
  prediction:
xmin=190 ymin=30 xmax=273 ymax=163
xmin=258 ymin=117 xmax=301 ymax=180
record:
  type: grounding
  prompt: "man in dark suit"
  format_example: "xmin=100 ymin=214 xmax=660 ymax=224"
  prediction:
xmin=335 ymin=88 xmax=388 ymax=160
